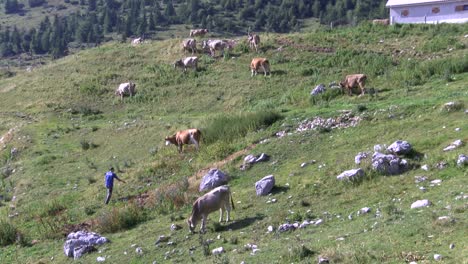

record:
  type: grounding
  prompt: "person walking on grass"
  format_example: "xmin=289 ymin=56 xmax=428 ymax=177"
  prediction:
xmin=105 ymin=167 xmax=126 ymax=204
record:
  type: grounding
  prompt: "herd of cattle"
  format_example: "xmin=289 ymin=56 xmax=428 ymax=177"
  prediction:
xmin=116 ymin=29 xmax=370 ymax=233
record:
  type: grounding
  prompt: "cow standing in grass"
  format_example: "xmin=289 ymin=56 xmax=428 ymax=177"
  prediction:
xmin=202 ymin=40 xmax=226 ymax=57
xmin=247 ymin=33 xmax=260 ymax=52
xmin=182 ymin=38 xmax=197 ymax=54
xmin=190 ymin=29 xmax=209 ymax=37
xmin=173 ymin=57 xmax=198 ymax=73
xmin=250 ymin=58 xmax=270 ymax=77
xmin=188 ymin=185 xmax=235 ymax=233
xmin=165 ymin=128 xmax=202 ymax=153
xmin=115 ymin=82 xmax=136 ymax=100
xmin=339 ymin=74 xmax=367 ymax=96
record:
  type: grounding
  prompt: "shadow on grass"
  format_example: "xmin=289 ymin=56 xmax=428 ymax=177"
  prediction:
xmin=271 ymin=70 xmax=287 ymax=76
xmin=270 ymin=185 xmax=290 ymax=195
xmin=220 ymin=213 xmax=266 ymax=232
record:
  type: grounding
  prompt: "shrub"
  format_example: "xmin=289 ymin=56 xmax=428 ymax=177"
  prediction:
xmin=146 ymin=178 xmax=189 ymax=215
xmin=201 ymin=111 xmax=282 ymax=145
xmin=0 ymin=219 xmax=18 ymax=246
xmin=96 ymin=203 xmax=146 ymax=233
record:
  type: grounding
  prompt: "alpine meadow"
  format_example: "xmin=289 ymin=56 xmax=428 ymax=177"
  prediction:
xmin=1 ymin=21 xmax=468 ymax=264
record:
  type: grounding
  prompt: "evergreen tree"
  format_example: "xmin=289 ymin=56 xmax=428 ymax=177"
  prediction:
xmin=164 ymin=1 xmax=176 ymax=17
xmin=148 ymin=12 xmax=156 ymax=30
xmin=5 ymin=0 xmax=20 ymax=14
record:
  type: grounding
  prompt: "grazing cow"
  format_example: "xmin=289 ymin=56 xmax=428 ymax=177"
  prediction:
xmin=187 ymin=185 xmax=235 ymax=233
xmin=250 ymin=58 xmax=270 ymax=77
xmin=182 ymin=38 xmax=197 ymax=54
xmin=202 ymin=40 xmax=226 ymax=57
xmin=173 ymin=56 xmax=198 ymax=72
xmin=339 ymin=74 xmax=367 ymax=96
xmin=131 ymin=37 xmax=143 ymax=46
xmin=247 ymin=33 xmax=260 ymax=52
xmin=190 ymin=28 xmax=209 ymax=37
xmin=115 ymin=82 xmax=136 ymax=100
xmin=372 ymin=19 xmax=389 ymax=26
xmin=165 ymin=128 xmax=202 ymax=153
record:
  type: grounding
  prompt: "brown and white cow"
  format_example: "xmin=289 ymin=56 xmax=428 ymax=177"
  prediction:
xmin=115 ymin=82 xmax=136 ymax=100
xmin=250 ymin=58 xmax=270 ymax=77
xmin=173 ymin=56 xmax=198 ymax=72
xmin=202 ymin=40 xmax=226 ymax=57
xmin=189 ymin=28 xmax=209 ymax=37
xmin=182 ymin=38 xmax=197 ymax=54
xmin=339 ymin=74 xmax=367 ymax=96
xmin=165 ymin=128 xmax=202 ymax=153
xmin=372 ymin=19 xmax=390 ymax=26
xmin=187 ymin=185 xmax=235 ymax=233
xmin=247 ymin=33 xmax=260 ymax=52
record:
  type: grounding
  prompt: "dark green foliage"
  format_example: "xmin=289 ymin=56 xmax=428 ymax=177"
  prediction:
xmin=201 ymin=111 xmax=282 ymax=145
xmin=0 ymin=219 xmax=18 ymax=246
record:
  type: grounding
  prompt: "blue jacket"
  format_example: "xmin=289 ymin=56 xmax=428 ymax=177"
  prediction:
xmin=105 ymin=171 xmax=117 ymax=188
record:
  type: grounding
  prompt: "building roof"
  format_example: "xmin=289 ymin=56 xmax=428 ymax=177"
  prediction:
xmin=386 ymin=0 xmax=466 ymax=7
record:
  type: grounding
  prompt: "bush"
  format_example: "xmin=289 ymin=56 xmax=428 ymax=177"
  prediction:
xmin=96 ymin=203 xmax=146 ymax=233
xmin=0 ymin=219 xmax=17 ymax=246
xmin=201 ymin=111 xmax=282 ymax=145
xmin=147 ymin=178 xmax=189 ymax=215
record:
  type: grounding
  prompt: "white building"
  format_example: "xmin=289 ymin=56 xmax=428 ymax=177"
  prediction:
xmin=386 ymin=0 xmax=468 ymax=24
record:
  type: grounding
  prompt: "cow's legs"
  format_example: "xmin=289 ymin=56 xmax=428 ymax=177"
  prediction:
xmin=219 ymin=208 xmax=224 ymax=223
xmin=262 ymin=65 xmax=267 ymax=76
xmin=359 ymin=84 xmax=366 ymax=96
xmin=178 ymin=144 xmax=183 ymax=153
xmin=201 ymin=215 xmax=207 ymax=233
xmin=226 ymin=206 xmax=231 ymax=222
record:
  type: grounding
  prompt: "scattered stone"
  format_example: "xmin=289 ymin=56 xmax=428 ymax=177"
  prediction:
xmin=435 ymin=161 xmax=448 ymax=169
xmin=430 ymin=179 xmax=442 ymax=185
xmin=212 ymin=247 xmax=225 ymax=255
xmin=299 ymin=220 xmax=311 ymax=228
xmin=387 ymin=140 xmax=412 ymax=155
xmin=373 ymin=144 xmax=386 ymax=152
xmin=442 ymin=101 xmax=462 ymax=112
xmin=199 ymin=169 xmax=229 ymax=192
xmin=97 ymin=256 xmax=106 ymax=262
xmin=355 ymin=152 xmax=369 ymax=164
xmin=318 ymin=256 xmax=330 ymax=264
xmin=311 ymin=84 xmax=326 ymax=96
xmin=301 ymin=162 xmax=308 ymax=168
xmin=136 ymin=247 xmax=143 ymax=255
xmin=296 ymin=112 xmax=361 ymax=132
xmin=240 ymin=153 xmax=270 ymax=170
xmin=155 ymin=235 xmax=170 ymax=245
xmin=421 ymin=164 xmax=429 ymax=171
xmin=455 ymin=127 xmax=460 ymax=131
xmin=244 ymin=155 xmax=256 ymax=164
xmin=419 ymin=186 xmax=427 ymax=192
xmin=411 ymin=199 xmax=431 ymax=209
xmin=359 ymin=207 xmax=371 ymax=214
xmin=314 ymin=219 xmax=323 ymax=225
xmin=414 ymin=176 xmax=427 ymax=183
xmin=449 ymin=243 xmax=455 ymax=249
xmin=255 ymin=175 xmax=275 ymax=196
xmin=457 ymin=154 xmax=467 ymax=166
xmin=267 ymin=226 xmax=274 ymax=233
xmin=278 ymin=223 xmax=297 ymax=232
xmin=434 ymin=254 xmax=442 ymax=261
xmin=372 ymin=152 xmax=408 ymax=175
xmin=63 ymin=231 xmax=108 ymax=259
xmin=443 ymin=139 xmax=463 ymax=151
xmin=336 ymin=168 xmax=364 ymax=181
xmin=170 ymin=224 xmax=182 ymax=231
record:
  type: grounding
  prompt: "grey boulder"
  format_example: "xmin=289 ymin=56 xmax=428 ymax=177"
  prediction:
xmin=372 ymin=152 xmax=408 ymax=175
xmin=255 ymin=175 xmax=275 ymax=196
xmin=199 ymin=169 xmax=229 ymax=192
xmin=387 ymin=140 xmax=412 ymax=155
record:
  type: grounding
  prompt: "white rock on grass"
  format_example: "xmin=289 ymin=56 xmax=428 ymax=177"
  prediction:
xmin=199 ymin=168 xmax=229 ymax=192
xmin=267 ymin=226 xmax=274 ymax=233
xmin=212 ymin=247 xmax=225 ymax=255
xmin=434 ymin=254 xmax=442 ymax=261
xmin=387 ymin=140 xmax=412 ymax=155
xmin=97 ymin=256 xmax=106 ymax=262
xmin=411 ymin=199 xmax=431 ymax=209
xmin=421 ymin=164 xmax=429 ymax=171
xmin=336 ymin=168 xmax=364 ymax=181
xmin=255 ymin=175 xmax=275 ymax=196
xmin=457 ymin=154 xmax=467 ymax=166
xmin=443 ymin=139 xmax=463 ymax=151
xmin=136 ymin=247 xmax=143 ymax=255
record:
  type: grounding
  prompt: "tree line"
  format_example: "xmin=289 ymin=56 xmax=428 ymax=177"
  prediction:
xmin=0 ymin=0 xmax=387 ymax=59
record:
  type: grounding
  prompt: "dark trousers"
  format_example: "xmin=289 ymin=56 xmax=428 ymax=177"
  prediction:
xmin=105 ymin=187 xmax=113 ymax=204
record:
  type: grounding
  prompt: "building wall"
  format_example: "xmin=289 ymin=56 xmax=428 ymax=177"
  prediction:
xmin=389 ymin=1 xmax=468 ymax=24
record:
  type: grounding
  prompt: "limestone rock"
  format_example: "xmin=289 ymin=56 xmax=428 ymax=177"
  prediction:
xmin=255 ymin=175 xmax=275 ymax=196
xmin=199 ymin=169 xmax=229 ymax=192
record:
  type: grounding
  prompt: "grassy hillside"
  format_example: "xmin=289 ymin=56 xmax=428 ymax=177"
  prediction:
xmin=0 ymin=22 xmax=467 ymax=263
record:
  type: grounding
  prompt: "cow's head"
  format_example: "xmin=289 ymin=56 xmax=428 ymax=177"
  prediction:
xmin=165 ymin=135 xmax=176 ymax=146
xmin=173 ymin=60 xmax=183 ymax=69
xmin=187 ymin=218 xmax=196 ymax=233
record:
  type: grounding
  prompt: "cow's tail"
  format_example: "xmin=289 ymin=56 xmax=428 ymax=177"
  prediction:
xmin=230 ymin=192 xmax=235 ymax=210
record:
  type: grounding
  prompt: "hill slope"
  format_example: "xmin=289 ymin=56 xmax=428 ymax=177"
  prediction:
xmin=0 ymin=23 xmax=467 ymax=263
